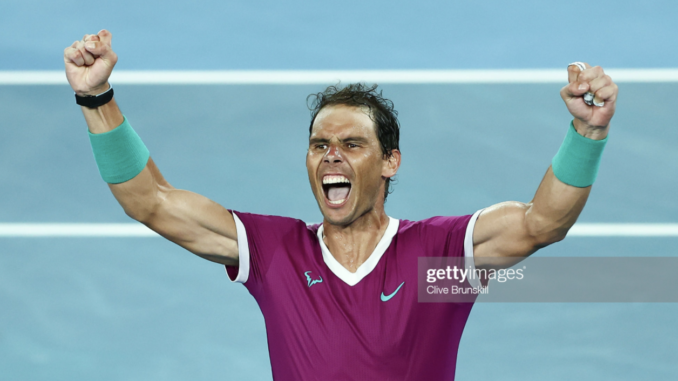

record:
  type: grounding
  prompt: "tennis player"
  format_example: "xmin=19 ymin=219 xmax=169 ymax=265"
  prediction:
xmin=64 ymin=30 xmax=618 ymax=380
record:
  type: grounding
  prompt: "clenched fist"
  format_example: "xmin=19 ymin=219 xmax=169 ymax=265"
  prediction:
xmin=63 ymin=30 xmax=117 ymax=96
xmin=560 ymin=62 xmax=618 ymax=138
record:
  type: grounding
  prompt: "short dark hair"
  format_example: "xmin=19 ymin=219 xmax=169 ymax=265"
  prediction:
xmin=307 ymin=83 xmax=400 ymax=202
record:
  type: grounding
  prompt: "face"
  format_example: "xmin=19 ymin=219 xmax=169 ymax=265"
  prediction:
xmin=306 ymin=104 xmax=400 ymax=226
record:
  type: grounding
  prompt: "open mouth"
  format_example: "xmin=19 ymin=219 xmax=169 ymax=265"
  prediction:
xmin=322 ymin=174 xmax=352 ymax=206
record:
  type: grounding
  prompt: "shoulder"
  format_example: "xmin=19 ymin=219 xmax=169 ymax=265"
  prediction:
xmin=230 ymin=210 xmax=319 ymax=239
xmin=395 ymin=215 xmax=475 ymax=259
xmin=397 ymin=215 xmax=473 ymax=237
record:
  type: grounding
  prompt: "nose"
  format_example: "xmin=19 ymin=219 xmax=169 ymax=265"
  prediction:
xmin=323 ymin=143 xmax=343 ymax=164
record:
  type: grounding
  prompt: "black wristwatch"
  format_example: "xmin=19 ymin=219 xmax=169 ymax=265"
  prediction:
xmin=75 ymin=86 xmax=114 ymax=108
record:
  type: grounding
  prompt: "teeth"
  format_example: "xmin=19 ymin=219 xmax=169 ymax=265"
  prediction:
xmin=328 ymin=199 xmax=346 ymax=204
xmin=322 ymin=175 xmax=350 ymax=185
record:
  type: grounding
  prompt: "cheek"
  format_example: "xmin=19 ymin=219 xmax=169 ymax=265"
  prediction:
xmin=305 ymin=153 xmax=315 ymax=175
xmin=306 ymin=152 xmax=324 ymax=183
xmin=306 ymin=152 xmax=314 ymax=174
xmin=354 ymin=153 xmax=385 ymax=187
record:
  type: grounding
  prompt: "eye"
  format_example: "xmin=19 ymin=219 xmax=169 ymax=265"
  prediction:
xmin=347 ymin=143 xmax=358 ymax=148
xmin=315 ymin=144 xmax=328 ymax=150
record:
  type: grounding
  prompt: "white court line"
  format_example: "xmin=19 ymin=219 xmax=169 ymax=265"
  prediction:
xmin=567 ymin=224 xmax=678 ymax=237
xmin=0 ymin=223 xmax=677 ymax=237
xmin=2 ymin=69 xmax=678 ymax=85
xmin=0 ymin=223 xmax=158 ymax=237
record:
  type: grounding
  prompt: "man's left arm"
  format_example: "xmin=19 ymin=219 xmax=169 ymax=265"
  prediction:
xmin=473 ymin=63 xmax=618 ymax=265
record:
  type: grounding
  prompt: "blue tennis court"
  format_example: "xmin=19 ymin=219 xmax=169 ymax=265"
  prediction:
xmin=2 ymin=1 xmax=677 ymax=380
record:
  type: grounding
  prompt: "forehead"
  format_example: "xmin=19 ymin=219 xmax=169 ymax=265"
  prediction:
xmin=310 ymin=104 xmax=377 ymax=139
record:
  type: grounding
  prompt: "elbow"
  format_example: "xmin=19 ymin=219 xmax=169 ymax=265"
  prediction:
xmin=538 ymin=230 xmax=568 ymax=247
xmin=122 ymin=205 xmax=150 ymax=223
xmin=524 ymin=212 xmax=570 ymax=247
xmin=115 ymin=184 xmax=170 ymax=224
xmin=530 ymin=229 xmax=568 ymax=251
xmin=120 ymin=198 xmax=161 ymax=224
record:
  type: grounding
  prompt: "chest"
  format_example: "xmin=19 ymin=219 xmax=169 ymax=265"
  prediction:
xmin=260 ymin=244 xmax=428 ymax=346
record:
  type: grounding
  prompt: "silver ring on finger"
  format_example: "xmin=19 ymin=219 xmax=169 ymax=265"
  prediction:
xmin=568 ymin=62 xmax=602 ymax=106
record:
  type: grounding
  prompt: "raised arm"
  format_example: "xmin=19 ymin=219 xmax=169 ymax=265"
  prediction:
xmin=472 ymin=63 xmax=618 ymax=265
xmin=64 ymin=30 xmax=239 ymax=266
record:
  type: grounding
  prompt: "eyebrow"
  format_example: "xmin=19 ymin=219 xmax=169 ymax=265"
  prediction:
xmin=308 ymin=136 xmax=370 ymax=145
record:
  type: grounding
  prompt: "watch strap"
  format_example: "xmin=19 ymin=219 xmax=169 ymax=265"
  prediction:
xmin=75 ymin=86 xmax=114 ymax=108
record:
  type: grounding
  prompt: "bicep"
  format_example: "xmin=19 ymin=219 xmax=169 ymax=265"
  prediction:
xmin=143 ymin=188 xmax=240 ymax=266
xmin=107 ymin=158 xmax=240 ymax=265
xmin=472 ymin=201 xmax=542 ymax=266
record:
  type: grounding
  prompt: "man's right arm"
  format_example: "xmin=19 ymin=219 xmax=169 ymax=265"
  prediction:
xmin=64 ymin=30 xmax=239 ymax=266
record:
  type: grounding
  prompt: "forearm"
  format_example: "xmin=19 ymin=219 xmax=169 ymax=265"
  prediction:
xmin=81 ymin=89 xmax=165 ymax=221
xmin=80 ymin=83 xmax=124 ymax=133
xmin=525 ymin=166 xmax=590 ymax=243
xmin=474 ymin=63 xmax=616 ymax=261
xmin=107 ymin=158 xmax=168 ymax=222
xmin=66 ymin=30 xmax=239 ymax=263
xmin=83 ymin=92 xmax=238 ymax=259
xmin=526 ymin=115 xmax=609 ymax=242
xmin=475 ymin=121 xmax=606 ymax=258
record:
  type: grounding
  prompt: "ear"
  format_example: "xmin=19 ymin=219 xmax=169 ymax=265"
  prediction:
xmin=382 ymin=149 xmax=401 ymax=179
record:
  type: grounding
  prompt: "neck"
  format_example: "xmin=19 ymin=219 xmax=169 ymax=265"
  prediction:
xmin=322 ymin=206 xmax=390 ymax=273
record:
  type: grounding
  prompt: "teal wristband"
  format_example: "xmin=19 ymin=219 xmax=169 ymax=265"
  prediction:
xmin=551 ymin=121 xmax=607 ymax=187
xmin=88 ymin=116 xmax=150 ymax=184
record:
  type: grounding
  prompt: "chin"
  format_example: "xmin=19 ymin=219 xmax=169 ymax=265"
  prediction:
xmin=315 ymin=200 xmax=356 ymax=227
xmin=319 ymin=206 xmax=354 ymax=226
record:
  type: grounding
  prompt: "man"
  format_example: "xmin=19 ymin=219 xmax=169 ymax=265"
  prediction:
xmin=64 ymin=30 xmax=618 ymax=380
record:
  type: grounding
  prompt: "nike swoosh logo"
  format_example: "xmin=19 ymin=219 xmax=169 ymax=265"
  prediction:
xmin=381 ymin=281 xmax=405 ymax=302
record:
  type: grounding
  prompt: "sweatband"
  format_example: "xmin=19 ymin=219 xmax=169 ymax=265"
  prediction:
xmin=551 ymin=121 xmax=607 ymax=187
xmin=88 ymin=116 xmax=150 ymax=184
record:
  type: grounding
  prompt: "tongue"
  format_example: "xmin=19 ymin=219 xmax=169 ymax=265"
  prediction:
xmin=328 ymin=185 xmax=350 ymax=202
